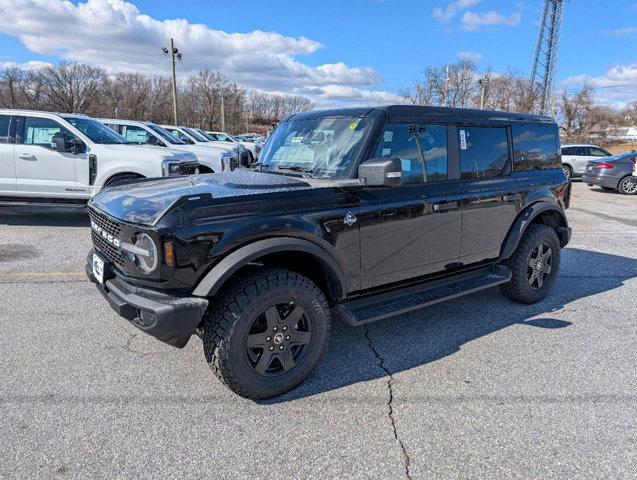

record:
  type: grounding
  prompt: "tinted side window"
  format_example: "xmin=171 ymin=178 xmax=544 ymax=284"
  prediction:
xmin=574 ymin=147 xmax=587 ymax=156
xmin=512 ymin=123 xmax=560 ymax=171
xmin=588 ymin=147 xmax=609 ymax=157
xmin=374 ymin=123 xmax=448 ymax=184
xmin=0 ymin=115 xmax=10 ymax=143
xmin=561 ymin=147 xmax=574 ymax=155
xmin=22 ymin=117 xmax=74 ymax=148
xmin=459 ymin=126 xmax=509 ymax=180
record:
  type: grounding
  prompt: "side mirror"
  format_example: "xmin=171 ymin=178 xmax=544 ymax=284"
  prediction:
xmin=148 ymin=136 xmax=161 ymax=147
xmin=358 ymin=157 xmax=402 ymax=187
xmin=69 ymin=138 xmax=86 ymax=154
xmin=51 ymin=132 xmax=67 ymax=152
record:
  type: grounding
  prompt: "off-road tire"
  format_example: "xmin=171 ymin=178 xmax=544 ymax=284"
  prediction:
xmin=201 ymin=268 xmax=331 ymax=400
xmin=499 ymin=224 xmax=561 ymax=304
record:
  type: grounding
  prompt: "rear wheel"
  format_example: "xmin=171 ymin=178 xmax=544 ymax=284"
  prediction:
xmin=500 ymin=224 xmax=561 ymax=304
xmin=562 ymin=164 xmax=572 ymax=180
xmin=618 ymin=176 xmax=637 ymax=195
xmin=201 ymin=268 xmax=331 ymax=400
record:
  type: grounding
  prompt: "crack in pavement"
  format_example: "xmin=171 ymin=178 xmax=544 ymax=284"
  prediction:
xmin=363 ymin=325 xmax=412 ymax=480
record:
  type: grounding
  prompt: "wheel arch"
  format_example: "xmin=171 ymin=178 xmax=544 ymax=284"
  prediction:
xmin=500 ymin=202 xmax=570 ymax=260
xmin=103 ymin=172 xmax=145 ymax=188
xmin=192 ymin=237 xmax=347 ymax=302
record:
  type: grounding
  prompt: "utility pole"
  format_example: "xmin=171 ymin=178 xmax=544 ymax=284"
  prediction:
xmin=162 ymin=38 xmax=182 ymax=125
xmin=220 ymin=94 xmax=226 ymax=132
xmin=443 ymin=65 xmax=450 ymax=107
xmin=478 ymin=77 xmax=490 ymax=109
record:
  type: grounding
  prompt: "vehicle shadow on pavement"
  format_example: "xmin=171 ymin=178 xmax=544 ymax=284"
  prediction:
xmin=0 ymin=206 xmax=89 ymax=227
xmin=265 ymin=247 xmax=637 ymax=403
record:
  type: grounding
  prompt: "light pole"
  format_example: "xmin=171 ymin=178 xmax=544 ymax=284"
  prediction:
xmin=162 ymin=38 xmax=182 ymax=125
xmin=478 ymin=77 xmax=490 ymax=110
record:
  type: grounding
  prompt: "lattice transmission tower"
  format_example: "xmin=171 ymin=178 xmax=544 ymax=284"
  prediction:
xmin=530 ymin=0 xmax=565 ymax=115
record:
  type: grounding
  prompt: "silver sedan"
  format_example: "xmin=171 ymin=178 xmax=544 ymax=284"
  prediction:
xmin=582 ymin=152 xmax=637 ymax=195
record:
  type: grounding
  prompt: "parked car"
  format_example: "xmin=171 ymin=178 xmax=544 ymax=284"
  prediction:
xmin=86 ymin=105 xmax=571 ymax=399
xmin=560 ymin=144 xmax=612 ymax=179
xmin=162 ymin=125 xmax=252 ymax=167
xmin=205 ymin=130 xmax=262 ymax=162
xmin=100 ymin=119 xmax=239 ymax=173
xmin=0 ymin=109 xmax=199 ymax=201
xmin=582 ymin=151 xmax=637 ymax=195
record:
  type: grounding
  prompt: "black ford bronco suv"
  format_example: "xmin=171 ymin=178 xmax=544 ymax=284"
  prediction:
xmin=86 ymin=105 xmax=571 ymax=399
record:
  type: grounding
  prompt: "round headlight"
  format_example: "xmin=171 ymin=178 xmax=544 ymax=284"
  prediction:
xmin=134 ymin=233 xmax=158 ymax=273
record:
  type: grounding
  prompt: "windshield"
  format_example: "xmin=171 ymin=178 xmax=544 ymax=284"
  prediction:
xmin=184 ymin=127 xmax=209 ymax=142
xmin=147 ymin=123 xmax=185 ymax=145
xmin=257 ymin=116 xmax=373 ymax=179
xmin=63 ymin=116 xmax=128 ymax=144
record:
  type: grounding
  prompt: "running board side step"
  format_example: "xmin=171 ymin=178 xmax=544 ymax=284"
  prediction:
xmin=337 ymin=265 xmax=512 ymax=327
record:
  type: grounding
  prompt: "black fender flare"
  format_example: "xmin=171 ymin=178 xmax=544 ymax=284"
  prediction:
xmin=191 ymin=237 xmax=348 ymax=298
xmin=499 ymin=202 xmax=570 ymax=260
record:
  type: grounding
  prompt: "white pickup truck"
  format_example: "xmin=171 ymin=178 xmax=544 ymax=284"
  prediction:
xmin=0 ymin=109 xmax=199 ymax=201
xmin=100 ymin=119 xmax=239 ymax=173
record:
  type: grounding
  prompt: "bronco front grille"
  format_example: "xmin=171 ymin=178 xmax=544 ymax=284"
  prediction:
xmin=88 ymin=208 xmax=124 ymax=266
xmin=91 ymin=230 xmax=125 ymax=266
xmin=88 ymin=208 xmax=120 ymax=237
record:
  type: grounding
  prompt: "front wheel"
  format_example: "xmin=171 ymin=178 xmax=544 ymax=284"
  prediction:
xmin=500 ymin=224 xmax=561 ymax=304
xmin=202 ymin=268 xmax=331 ymax=400
xmin=618 ymin=176 xmax=637 ymax=195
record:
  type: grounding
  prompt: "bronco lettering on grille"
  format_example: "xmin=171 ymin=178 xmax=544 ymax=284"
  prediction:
xmin=91 ymin=221 xmax=121 ymax=248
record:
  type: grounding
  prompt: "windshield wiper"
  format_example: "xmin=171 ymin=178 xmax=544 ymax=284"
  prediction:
xmin=274 ymin=165 xmax=315 ymax=178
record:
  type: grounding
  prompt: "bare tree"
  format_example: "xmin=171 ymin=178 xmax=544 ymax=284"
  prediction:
xmin=38 ymin=62 xmax=106 ymax=113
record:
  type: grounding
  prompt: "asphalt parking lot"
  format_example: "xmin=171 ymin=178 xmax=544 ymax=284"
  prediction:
xmin=0 ymin=181 xmax=635 ymax=479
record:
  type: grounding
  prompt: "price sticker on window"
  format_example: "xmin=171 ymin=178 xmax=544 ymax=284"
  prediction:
xmin=290 ymin=136 xmax=304 ymax=143
xmin=459 ymin=129 xmax=467 ymax=150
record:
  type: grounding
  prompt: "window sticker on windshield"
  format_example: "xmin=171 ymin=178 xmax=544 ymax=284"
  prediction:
xmin=459 ymin=129 xmax=467 ymax=150
xmin=290 ymin=136 xmax=304 ymax=143
xmin=382 ymin=148 xmax=391 ymax=157
xmin=349 ymin=122 xmax=359 ymax=130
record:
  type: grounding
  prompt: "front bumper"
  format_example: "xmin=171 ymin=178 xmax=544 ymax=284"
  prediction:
xmin=582 ymin=172 xmax=618 ymax=189
xmin=86 ymin=251 xmax=208 ymax=348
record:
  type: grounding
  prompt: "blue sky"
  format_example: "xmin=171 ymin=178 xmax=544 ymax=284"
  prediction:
xmin=1 ymin=0 xmax=636 ymax=107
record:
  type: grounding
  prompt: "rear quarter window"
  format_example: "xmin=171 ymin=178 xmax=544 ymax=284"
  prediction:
xmin=512 ymin=123 xmax=560 ymax=172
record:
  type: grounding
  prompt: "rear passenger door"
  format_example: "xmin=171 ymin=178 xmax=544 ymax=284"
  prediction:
xmin=358 ymin=122 xmax=462 ymax=288
xmin=459 ymin=124 xmax=517 ymax=265
xmin=0 ymin=114 xmax=16 ymax=194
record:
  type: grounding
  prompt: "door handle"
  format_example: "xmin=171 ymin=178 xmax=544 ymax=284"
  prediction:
xmin=502 ymin=194 xmax=522 ymax=202
xmin=18 ymin=154 xmax=37 ymax=161
xmin=433 ymin=201 xmax=459 ymax=212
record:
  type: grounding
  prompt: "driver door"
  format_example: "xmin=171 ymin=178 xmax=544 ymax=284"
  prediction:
xmin=14 ymin=116 xmax=89 ymax=198
xmin=357 ymin=123 xmax=462 ymax=289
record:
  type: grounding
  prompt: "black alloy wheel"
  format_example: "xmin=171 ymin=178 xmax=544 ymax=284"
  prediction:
xmin=527 ymin=242 xmax=553 ymax=289
xmin=245 ymin=303 xmax=313 ymax=377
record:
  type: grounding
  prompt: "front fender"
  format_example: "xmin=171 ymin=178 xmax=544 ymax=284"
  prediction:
xmin=499 ymin=202 xmax=569 ymax=260
xmin=191 ymin=237 xmax=348 ymax=298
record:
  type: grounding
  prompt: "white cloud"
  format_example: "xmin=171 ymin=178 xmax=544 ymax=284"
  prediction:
xmin=564 ymin=63 xmax=637 ymax=107
xmin=0 ymin=60 xmax=53 ymax=71
xmin=460 ymin=11 xmax=521 ymax=31
xmin=457 ymin=50 xmax=483 ymax=62
xmin=602 ymin=27 xmax=637 ymax=36
xmin=433 ymin=0 xmax=482 ymax=22
xmin=0 ymin=0 xmax=399 ymax=106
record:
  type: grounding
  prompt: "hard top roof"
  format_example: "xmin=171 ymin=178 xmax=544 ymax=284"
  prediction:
xmin=288 ymin=105 xmax=555 ymax=124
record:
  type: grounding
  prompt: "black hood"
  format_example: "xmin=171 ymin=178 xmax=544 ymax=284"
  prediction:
xmin=90 ymin=171 xmax=312 ymax=225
